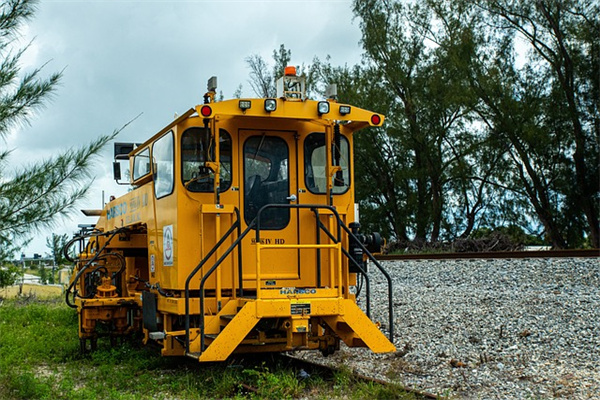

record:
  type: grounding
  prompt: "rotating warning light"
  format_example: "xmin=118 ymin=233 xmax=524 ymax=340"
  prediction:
xmin=317 ymin=101 xmax=330 ymax=115
xmin=371 ymin=114 xmax=382 ymax=125
xmin=339 ymin=105 xmax=351 ymax=115
xmin=200 ymin=105 xmax=212 ymax=117
xmin=239 ymin=100 xmax=252 ymax=110
xmin=264 ymin=99 xmax=277 ymax=112
xmin=284 ymin=66 xmax=297 ymax=76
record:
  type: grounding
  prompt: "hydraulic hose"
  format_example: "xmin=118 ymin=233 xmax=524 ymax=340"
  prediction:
xmin=64 ymin=227 xmax=129 ymax=308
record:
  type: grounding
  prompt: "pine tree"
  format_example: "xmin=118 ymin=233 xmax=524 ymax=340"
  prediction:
xmin=0 ymin=0 xmax=116 ymax=261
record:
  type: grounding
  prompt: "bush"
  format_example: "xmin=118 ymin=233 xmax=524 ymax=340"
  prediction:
xmin=0 ymin=264 xmax=20 ymax=288
xmin=387 ymin=225 xmax=547 ymax=253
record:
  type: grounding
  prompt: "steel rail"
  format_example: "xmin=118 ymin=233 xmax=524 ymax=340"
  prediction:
xmin=375 ymin=249 xmax=599 ymax=261
xmin=280 ymin=354 xmax=438 ymax=399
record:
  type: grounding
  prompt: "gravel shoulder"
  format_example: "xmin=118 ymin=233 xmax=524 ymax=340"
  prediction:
xmin=296 ymin=257 xmax=600 ymax=399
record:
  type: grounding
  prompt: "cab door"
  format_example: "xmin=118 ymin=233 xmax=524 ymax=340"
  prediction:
xmin=239 ymin=129 xmax=299 ymax=284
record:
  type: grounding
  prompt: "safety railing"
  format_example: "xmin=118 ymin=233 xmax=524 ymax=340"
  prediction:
xmin=313 ymin=209 xmax=372 ymax=318
xmin=256 ymin=242 xmax=343 ymax=299
xmin=185 ymin=203 xmax=395 ymax=355
xmin=184 ymin=208 xmax=248 ymax=354
xmin=315 ymin=215 xmax=394 ymax=342
xmin=256 ymin=204 xmax=394 ymax=342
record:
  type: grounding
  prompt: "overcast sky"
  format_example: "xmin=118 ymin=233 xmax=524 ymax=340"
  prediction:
xmin=8 ymin=0 xmax=364 ymax=256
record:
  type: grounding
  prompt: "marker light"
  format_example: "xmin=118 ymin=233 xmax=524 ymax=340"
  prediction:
xmin=317 ymin=101 xmax=330 ymax=115
xmin=339 ymin=105 xmax=351 ymax=115
xmin=371 ymin=114 xmax=382 ymax=125
xmin=200 ymin=105 xmax=212 ymax=117
xmin=264 ymin=99 xmax=277 ymax=112
xmin=239 ymin=100 xmax=252 ymax=110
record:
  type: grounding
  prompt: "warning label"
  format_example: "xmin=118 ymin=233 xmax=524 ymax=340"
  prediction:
xmin=163 ymin=225 xmax=173 ymax=266
xmin=291 ymin=303 xmax=311 ymax=315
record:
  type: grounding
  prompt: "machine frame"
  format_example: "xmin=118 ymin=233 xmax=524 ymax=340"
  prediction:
xmin=66 ymin=72 xmax=396 ymax=361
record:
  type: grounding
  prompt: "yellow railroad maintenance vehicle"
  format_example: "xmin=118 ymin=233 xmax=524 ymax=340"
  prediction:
xmin=65 ymin=68 xmax=396 ymax=361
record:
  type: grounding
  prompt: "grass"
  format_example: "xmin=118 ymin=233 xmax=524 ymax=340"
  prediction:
xmin=0 ymin=295 xmax=418 ymax=400
xmin=0 ymin=283 xmax=63 ymax=299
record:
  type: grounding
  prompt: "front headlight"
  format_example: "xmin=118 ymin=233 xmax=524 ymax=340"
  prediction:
xmin=264 ymin=99 xmax=277 ymax=112
xmin=317 ymin=101 xmax=330 ymax=115
xmin=239 ymin=100 xmax=251 ymax=110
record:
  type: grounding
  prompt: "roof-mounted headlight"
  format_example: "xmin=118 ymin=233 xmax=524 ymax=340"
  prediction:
xmin=317 ymin=101 xmax=330 ymax=116
xmin=239 ymin=100 xmax=251 ymax=110
xmin=339 ymin=105 xmax=351 ymax=116
xmin=264 ymin=99 xmax=277 ymax=112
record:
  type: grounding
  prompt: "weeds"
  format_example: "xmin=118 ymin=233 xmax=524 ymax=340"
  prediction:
xmin=0 ymin=297 xmax=415 ymax=399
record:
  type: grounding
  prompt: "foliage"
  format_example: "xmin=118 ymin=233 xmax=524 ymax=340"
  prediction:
xmin=244 ymin=44 xmax=318 ymax=99
xmin=0 ymin=0 xmax=117 ymax=261
xmin=46 ymin=233 xmax=69 ymax=266
xmin=0 ymin=297 xmax=409 ymax=400
xmin=459 ymin=0 xmax=600 ymax=248
xmin=307 ymin=0 xmax=598 ymax=248
xmin=245 ymin=44 xmax=292 ymax=98
xmin=328 ymin=0 xmax=500 ymax=242
xmin=243 ymin=364 xmax=304 ymax=399
xmin=237 ymin=1 xmax=598 ymax=249
xmin=0 ymin=263 xmax=20 ymax=288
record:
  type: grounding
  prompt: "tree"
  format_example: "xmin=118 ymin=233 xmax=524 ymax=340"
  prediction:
xmin=46 ymin=233 xmax=69 ymax=266
xmin=242 ymin=0 xmax=597 ymax=249
xmin=441 ymin=0 xmax=600 ymax=247
xmin=349 ymin=0 xmax=497 ymax=242
xmin=0 ymin=263 xmax=20 ymax=288
xmin=245 ymin=44 xmax=292 ymax=98
xmin=350 ymin=0 xmax=598 ymax=248
xmin=245 ymin=44 xmax=315 ymax=98
xmin=480 ymin=0 xmax=599 ymax=247
xmin=0 ymin=0 xmax=116 ymax=260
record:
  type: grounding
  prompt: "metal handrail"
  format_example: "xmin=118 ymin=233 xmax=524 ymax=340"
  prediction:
xmin=197 ymin=223 xmax=255 ymax=351
xmin=340 ymin=223 xmax=394 ymax=342
xmin=255 ymin=203 xmax=393 ymax=342
xmin=187 ymin=203 xmax=395 ymax=355
xmin=256 ymin=242 xmax=343 ymax=299
xmin=184 ymin=209 xmax=242 ymax=354
xmin=315 ymin=217 xmax=372 ymax=318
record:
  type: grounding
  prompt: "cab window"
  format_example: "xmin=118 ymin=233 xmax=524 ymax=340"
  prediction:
xmin=181 ymin=127 xmax=232 ymax=192
xmin=153 ymin=131 xmax=174 ymax=199
xmin=304 ymin=132 xmax=350 ymax=194
xmin=244 ymin=135 xmax=289 ymax=229
xmin=132 ymin=148 xmax=150 ymax=180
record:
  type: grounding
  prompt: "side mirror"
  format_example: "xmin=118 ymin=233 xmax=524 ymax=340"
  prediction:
xmin=113 ymin=161 xmax=122 ymax=181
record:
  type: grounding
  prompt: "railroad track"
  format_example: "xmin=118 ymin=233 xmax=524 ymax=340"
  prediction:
xmin=228 ymin=352 xmax=438 ymax=398
xmin=375 ymin=248 xmax=599 ymax=261
xmin=277 ymin=354 xmax=439 ymax=399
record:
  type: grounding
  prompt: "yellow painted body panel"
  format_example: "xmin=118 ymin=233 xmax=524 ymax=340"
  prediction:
xmin=198 ymin=302 xmax=260 ymax=362
xmin=69 ymin=87 xmax=395 ymax=361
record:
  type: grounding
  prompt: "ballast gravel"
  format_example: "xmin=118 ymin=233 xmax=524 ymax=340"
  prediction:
xmin=294 ymin=257 xmax=600 ymax=399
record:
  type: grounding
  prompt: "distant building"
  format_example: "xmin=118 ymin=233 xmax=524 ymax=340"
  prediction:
xmin=21 ymin=273 xmax=41 ymax=284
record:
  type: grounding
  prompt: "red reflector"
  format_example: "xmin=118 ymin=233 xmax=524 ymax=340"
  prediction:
xmin=371 ymin=114 xmax=381 ymax=125
xmin=200 ymin=106 xmax=212 ymax=117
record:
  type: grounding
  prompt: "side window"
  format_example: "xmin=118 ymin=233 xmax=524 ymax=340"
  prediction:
xmin=132 ymin=148 xmax=151 ymax=180
xmin=153 ymin=131 xmax=174 ymax=199
xmin=181 ymin=128 xmax=232 ymax=192
xmin=304 ymin=132 xmax=350 ymax=194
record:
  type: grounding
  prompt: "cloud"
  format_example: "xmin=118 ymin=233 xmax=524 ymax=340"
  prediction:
xmin=9 ymin=0 xmax=363 ymax=255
